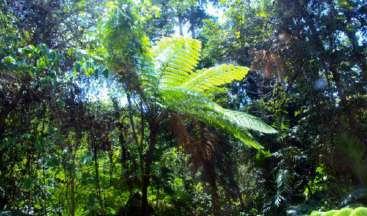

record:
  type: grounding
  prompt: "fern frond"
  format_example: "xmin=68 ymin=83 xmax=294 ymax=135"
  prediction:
xmin=145 ymin=36 xmax=277 ymax=151
xmin=160 ymin=87 xmax=276 ymax=150
xmin=180 ymin=64 xmax=250 ymax=95
xmin=152 ymin=37 xmax=201 ymax=88
xmin=219 ymin=109 xmax=278 ymax=134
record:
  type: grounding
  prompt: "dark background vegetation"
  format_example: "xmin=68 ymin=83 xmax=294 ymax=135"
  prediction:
xmin=0 ymin=0 xmax=366 ymax=215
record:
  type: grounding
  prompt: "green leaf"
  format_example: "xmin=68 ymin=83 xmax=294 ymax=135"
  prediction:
xmin=2 ymin=56 xmax=16 ymax=65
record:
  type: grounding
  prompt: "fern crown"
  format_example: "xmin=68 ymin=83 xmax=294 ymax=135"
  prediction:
xmin=141 ymin=37 xmax=277 ymax=150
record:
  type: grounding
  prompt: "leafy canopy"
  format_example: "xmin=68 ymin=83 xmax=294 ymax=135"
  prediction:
xmin=142 ymin=37 xmax=277 ymax=150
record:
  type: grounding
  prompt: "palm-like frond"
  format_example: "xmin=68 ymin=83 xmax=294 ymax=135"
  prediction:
xmin=145 ymin=36 xmax=276 ymax=150
xmin=220 ymin=109 xmax=277 ymax=134
xmin=160 ymin=87 xmax=275 ymax=150
xmin=180 ymin=64 xmax=249 ymax=95
xmin=152 ymin=37 xmax=201 ymax=88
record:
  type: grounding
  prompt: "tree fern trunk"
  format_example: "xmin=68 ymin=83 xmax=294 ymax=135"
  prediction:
xmin=109 ymin=147 xmax=113 ymax=186
xmin=206 ymin=163 xmax=220 ymax=216
xmin=0 ymin=115 xmax=5 ymax=140
xmin=142 ymin=120 xmax=158 ymax=216
xmin=93 ymin=138 xmax=105 ymax=214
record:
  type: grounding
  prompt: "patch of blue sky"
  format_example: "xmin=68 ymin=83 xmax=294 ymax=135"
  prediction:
xmin=356 ymin=28 xmax=367 ymax=46
xmin=66 ymin=70 xmax=127 ymax=107
xmin=173 ymin=2 xmax=226 ymax=37
xmin=206 ymin=2 xmax=225 ymax=24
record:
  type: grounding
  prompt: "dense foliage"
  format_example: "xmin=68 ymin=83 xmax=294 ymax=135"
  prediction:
xmin=0 ymin=0 xmax=366 ymax=215
xmin=310 ymin=207 xmax=367 ymax=216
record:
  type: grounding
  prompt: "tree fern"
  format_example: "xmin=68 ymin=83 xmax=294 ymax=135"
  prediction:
xmin=143 ymin=36 xmax=276 ymax=150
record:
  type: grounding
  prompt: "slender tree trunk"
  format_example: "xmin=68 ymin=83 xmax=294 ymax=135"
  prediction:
xmin=119 ymin=127 xmax=127 ymax=172
xmin=0 ymin=115 xmax=5 ymax=140
xmin=69 ymin=138 xmax=77 ymax=216
xmin=108 ymin=147 xmax=113 ymax=186
xmin=190 ymin=23 xmax=196 ymax=38
xmin=93 ymin=138 xmax=105 ymax=214
xmin=126 ymin=92 xmax=140 ymax=146
xmin=178 ymin=16 xmax=184 ymax=36
xmin=141 ymin=120 xmax=158 ymax=216
xmin=42 ymin=164 xmax=47 ymax=215
xmin=26 ymin=151 xmax=33 ymax=215
xmin=211 ymin=181 xmax=220 ymax=216
xmin=206 ymin=163 xmax=220 ymax=216
xmin=126 ymin=92 xmax=141 ymax=176
xmin=119 ymin=125 xmax=134 ymax=192
xmin=139 ymin=103 xmax=146 ymax=191
xmin=70 ymin=164 xmax=76 ymax=216
xmin=39 ymin=118 xmax=48 ymax=215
